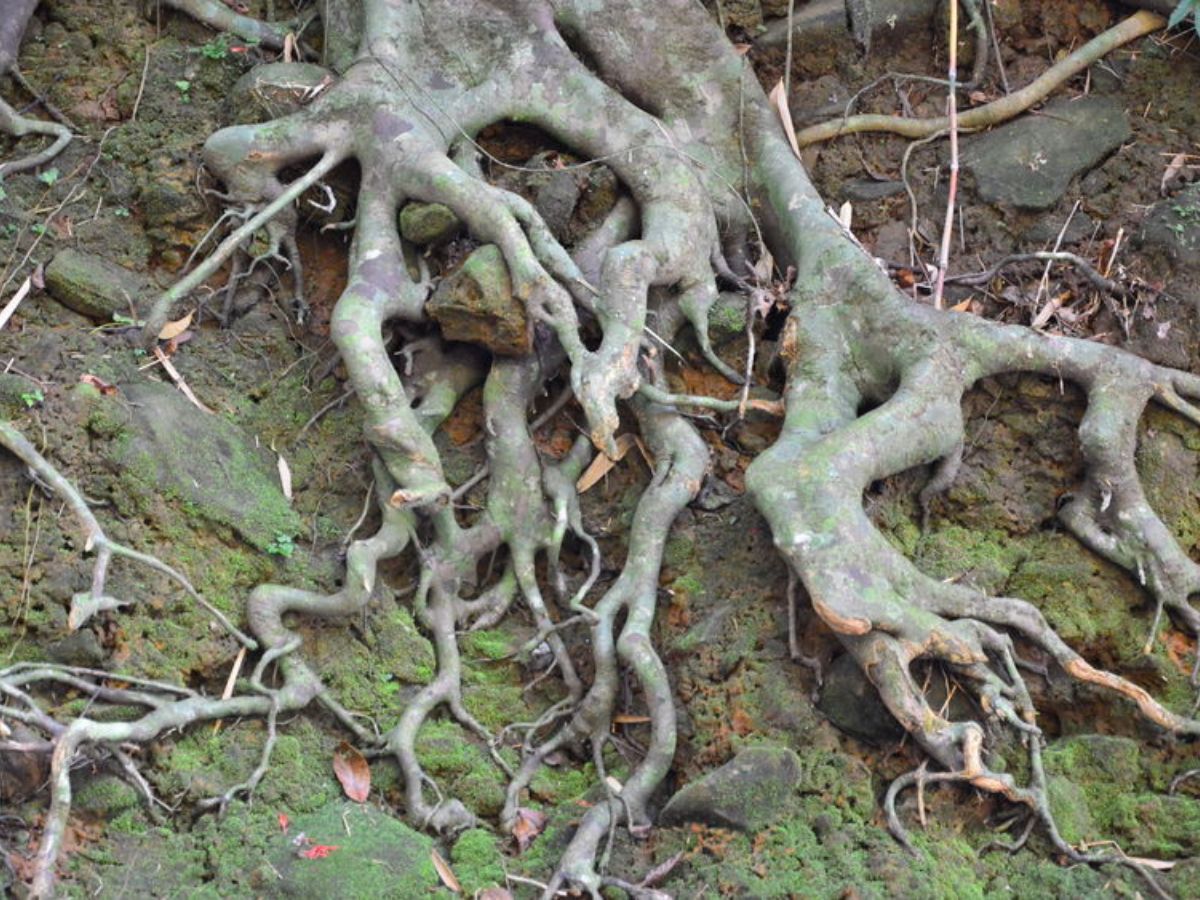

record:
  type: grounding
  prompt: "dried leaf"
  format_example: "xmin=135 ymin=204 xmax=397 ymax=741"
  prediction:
xmin=332 ymin=741 xmax=371 ymax=803
xmin=768 ymin=80 xmax=802 ymax=160
xmin=950 ymin=298 xmax=972 ymax=313
xmin=158 ymin=310 xmax=193 ymax=341
xmin=1126 ymin=856 xmax=1176 ymax=871
xmin=153 ymin=346 xmax=214 ymax=414
xmin=1162 ymin=151 xmax=1187 ymax=194
xmin=512 ymin=807 xmax=547 ymax=853
xmin=0 ymin=276 xmax=32 ymax=332
xmin=277 ymin=453 xmax=293 ymax=501
xmin=750 ymin=248 xmax=775 ymax=286
xmin=278 ymin=812 xmax=290 ymax=834
xmin=298 ymin=844 xmax=339 ymax=860
xmin=31 ymin=264 xmax=44 ymax=290
xmin=576 ymin=433 xmax=636 ymax=493
xmin=220 ymin=646 xmax=247 ymax=701
xmin=476 ymin=890 xmax=514 ymax=900
xmin=613 ymin=714 xmax=652 ymax=724
xmin=605 ymin=775 xmax=624 ymax=794
xmin=80 ymin=374 xmax=118 ymax=396
xmin=838 ymin=200 xmax=853 ymax=230
xmin=431 ymin=848 xmax=462 ymax=893
xmin=640 ymin=850 xmax=684 ymax=888
xmin=67 ymin=591 xmax=130 ymax=631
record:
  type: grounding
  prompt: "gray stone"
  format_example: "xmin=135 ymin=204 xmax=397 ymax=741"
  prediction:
xmin=229 ymin=62 xmax=334 ymax=124
xmin=269 ymin=803 xmax=438 ymax=899
xmin=46 ymin=630 xmax=105 ymax=668
xmin=535 ymin=170 xmax=580 ymax=237
xmin=398 ymin=201 xmax=461 ymax=245
xmin=962 ymin=96 xmax=1130 ymax=210
xmin=870 ymin=220 xmax=910 ymax=263
xmin=659 ymin=745 xmax=801 ymax=830
xmin=427 ymin=244 xmax=531 ymax=356
xmin=44 ymin=248 xmax=150 ymax=321
xmin=817 ymin=652 xmax=904 ymax=744
xmin=1136 ymin=184 xmax=1200 ymax=273
xmin=1022 ymin=212 xmax=1096 ymax=246
xmin=841 ymin=179 xmax=905 ymax=203
xmin=112 ymin=381 xmax=301 ymax=551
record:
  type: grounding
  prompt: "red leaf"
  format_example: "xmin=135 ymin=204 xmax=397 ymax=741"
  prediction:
xmin=298 ymin=844 xmax=339 ymax=860
xmin=277 ymin=812 xmax=289 ymax=834
xmin=332 ymin=741 xmax=371 ymax=803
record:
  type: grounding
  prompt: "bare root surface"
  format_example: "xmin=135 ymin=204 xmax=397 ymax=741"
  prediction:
xmin=2 ymin=1 xmax=1199 ymax=897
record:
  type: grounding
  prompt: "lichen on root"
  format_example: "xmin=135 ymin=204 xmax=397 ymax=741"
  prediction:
xmin=3 ymin=0 xmax=1200 ymax=897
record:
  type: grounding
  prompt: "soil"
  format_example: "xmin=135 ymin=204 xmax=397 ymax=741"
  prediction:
xmin=2 ymin=1 xmax=1199 ymax=897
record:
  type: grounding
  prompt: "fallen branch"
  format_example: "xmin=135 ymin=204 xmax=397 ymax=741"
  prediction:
xmin=793 ymin=10 xmax=1165 ymax=148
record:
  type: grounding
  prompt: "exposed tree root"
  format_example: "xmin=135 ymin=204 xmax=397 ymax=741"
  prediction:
xmin=793 ymin=9 xmax=1166 ymax=148
xmin=3 ymin=1 xmax=1200 ymax=898
xmin=0 ymin=0 xmax=72 ymax=180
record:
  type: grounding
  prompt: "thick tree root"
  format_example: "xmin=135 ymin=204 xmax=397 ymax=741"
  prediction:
xmin=5 ymin=1 xmax=1200 ymax=897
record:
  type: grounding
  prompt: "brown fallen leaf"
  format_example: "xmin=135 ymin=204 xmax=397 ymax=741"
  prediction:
xmin=576 ymin=433 xmax=636 ymax=493
xmin=613 ymin=714 xmax=652 ymax=724
xmin=1162 ymin=151 xmax=1187 ymax=195
xmin=476 ymin=889 xmax=514 ymax=900
xmin=332 ymin=741 xmax=370 ymax=803
xmin=80 ymin=374 xmax=118 ymax=396
xmin=431 ymin=848 xmax=461 ymax=893
xmin=158 ymin=310 xmax=194 ymax=342
xmin=512 ymin=807 xmax=547 ymax=853
xmin=768 ymin=79 xmax=802 ymax=160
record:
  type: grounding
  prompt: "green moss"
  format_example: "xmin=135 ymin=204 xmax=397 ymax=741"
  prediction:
xmin=464 ymin=681 xmax=529 ymax=731
xmin=662 ymin=533 xmax=696 ymax=572
xmin=416 ymin=720 xmax=507 ymax=817
xmin=154 ymin=718 xmax=335 ymax=815
xmin=73 ymin=774 xmax=140 ymax=817
xmin=915 ymin=524 xmax=1025 ymax=595
xmin=1044 ymin=735 xmax=1200 ymax=857
xmin=451 ymin=828 xmax=506 ymax=894
xmin=460 ymin=628 xmax=516 ymax=661
xmin=530 ymin=761 xmax=597 ymax=805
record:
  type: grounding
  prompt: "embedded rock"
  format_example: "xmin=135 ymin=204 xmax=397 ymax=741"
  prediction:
xmin=963 ymin=95 xmax=1130 ymax=210
xmin=398 ymin=201 xmax=461 ymax=245
xmin=659 ymin=745 xmax=802 ymax=830
xmin=427 ymin=244 xmax=531 ymax=356
xmin=44 ymin=248 xmax=150 ymax=321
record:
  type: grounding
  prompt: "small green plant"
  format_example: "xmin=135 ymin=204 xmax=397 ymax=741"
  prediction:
xmin=175 ymin=80 xmax=192 ymax=103
xmin=200 ymin=35 xmax=231 ymax=60
xmin=37 ymin=168 xmax=59 ymax=186
xmin=1171 ymin=0 xmax=1200 ymax=36
xmin=30 ymin=224 xmax=46 ymax=235
xmin=266 ymin=533 xmax=296 ymax=558
xmin=2 ymin=223 xmax=17 ymax=238
xmin=20 ymin=389 xmax=44 ymax=408
xmin=0 ymin=183 xmax=7 ymax=201
xmin=113 ymin=206 xmax=131 ymax=218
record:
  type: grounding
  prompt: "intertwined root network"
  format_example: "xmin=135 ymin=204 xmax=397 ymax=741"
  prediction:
xmin=3 ymin=1 xmax=1199 ymax=897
